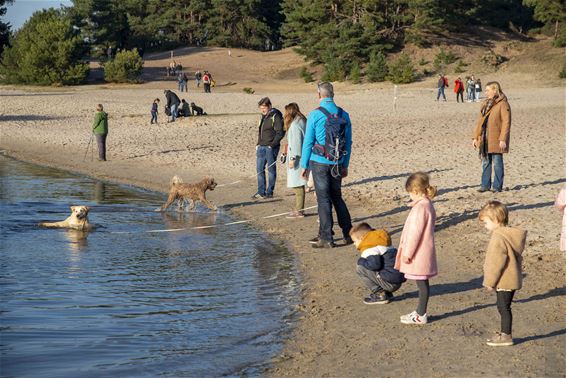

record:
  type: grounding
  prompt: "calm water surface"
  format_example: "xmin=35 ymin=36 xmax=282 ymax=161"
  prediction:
xmin=0 ymin=156 xmax=299 ymax=377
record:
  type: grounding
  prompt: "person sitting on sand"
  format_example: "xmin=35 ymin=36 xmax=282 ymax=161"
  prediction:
xmin=351 ymin=222 xmax=405 ymax=305
xmin=92 ymin=104 xmax=108 ymax=161
xmin=181 ymin=99 xmax=191 ymax=117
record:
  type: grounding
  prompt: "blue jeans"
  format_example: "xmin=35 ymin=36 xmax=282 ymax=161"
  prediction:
xmin=178 ymin=81 xmax=186 ymax=92
xmin=151 ymin=111 xmax=157 ymax=124
xmin=436 ymin=87 xmax=446 ymax=101
xmin=310 ymin=161 xmax=352 ymax=242
xmin=481 ymin=153 xmax=504 ymax=191
xmin=170 ymin=103 xmax=178 ymax=121
xmin=256 ymin=145 xmax=279 ymax=196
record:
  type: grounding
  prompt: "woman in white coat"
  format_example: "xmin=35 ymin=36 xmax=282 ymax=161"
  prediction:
xmin=283 ymin=103 xmax=307 ymax=219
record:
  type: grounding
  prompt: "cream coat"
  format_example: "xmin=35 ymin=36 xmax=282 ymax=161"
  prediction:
xmin=555 ymin=187 xmax=566 ymax=251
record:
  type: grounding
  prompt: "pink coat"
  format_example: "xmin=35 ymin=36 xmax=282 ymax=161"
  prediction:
xmin=395 ymin=198 xmax=438 ymax=277
xmin=555 ymin=187 xmax=566 ymax=252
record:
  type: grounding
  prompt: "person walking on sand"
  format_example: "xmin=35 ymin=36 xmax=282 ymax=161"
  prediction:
xmin=468 ymin=75 xmax=476 ymax=102
xmin=203 ymin=71 xmax=212 ymax=93
xmin=436 ymin=74 xmax=448 ymax=101
xmin=92 ymin=104 xmax=108 ymax=161
xmin=479 ymin=201 xmax=527 ymax=346
xmin=300 ymin=82 xmax=353 ymax=249
xmin=472 ymin=81 xmax=511 ymax=193
xmin=150 ymin=98 xmax=160 ymax=125
xmin=282 ymin=102 xmax=307 ymax=219
xmin=177 ymin=72 xmax=187 ymax=92
xmin=195 ymin=70 xmax=202 ymax=87
xmin=454 ymin=77 xmax=464 ymax=103
xmin=252 ymin=97 xmax=284 ymax=199
xmin=555 ymin=187 xmax=566 ymax=252
xmin=475 ymin=78 xmax=483 ymax=102
xmin=395 ymin=172 xmax=438 ymax=325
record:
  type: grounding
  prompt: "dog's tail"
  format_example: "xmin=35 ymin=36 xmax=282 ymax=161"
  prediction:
xmin=171 ymin=175 xmax=183 ymax=186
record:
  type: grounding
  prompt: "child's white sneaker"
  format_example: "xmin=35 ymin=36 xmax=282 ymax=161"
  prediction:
xmin=400 ymin=311 xmax=428 ymax=324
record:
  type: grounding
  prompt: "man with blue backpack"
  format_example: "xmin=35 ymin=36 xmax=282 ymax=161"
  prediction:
xmin=300 ymin=82 xmax=353 ymax=249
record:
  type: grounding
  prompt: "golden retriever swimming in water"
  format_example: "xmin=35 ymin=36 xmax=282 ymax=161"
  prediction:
xmin=39 ymin=206 xmax=92 ymax=231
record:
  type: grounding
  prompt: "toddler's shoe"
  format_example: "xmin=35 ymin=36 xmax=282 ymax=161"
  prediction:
xmin=363 ymin=292 xmax=390 ymax=305
xmin=400 ymin=311 xmax=427 ymax=324
xmin=486 ymin=332 xmax=513 ymax=347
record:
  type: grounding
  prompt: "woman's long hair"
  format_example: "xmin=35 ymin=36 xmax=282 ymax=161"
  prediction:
xmin=284 ymin=103 xmax=306 ymax=131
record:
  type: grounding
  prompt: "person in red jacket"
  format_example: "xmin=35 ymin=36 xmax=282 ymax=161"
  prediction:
xmin=454 ymin=77 xmax=464 ymax=103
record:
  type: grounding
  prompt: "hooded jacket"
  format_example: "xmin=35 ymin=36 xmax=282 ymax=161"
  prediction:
xmin=165 ymin=90 xmax=180 ymax=107
xmin=483 ymin=226 xmax=527 ymax=290
xmin=357 ymin=230 xmax=405 ymax=285
xmin=257 ymin=108 xmax=284 ymax=148
xmin=92 ymin=111 xmax=108 ymax=135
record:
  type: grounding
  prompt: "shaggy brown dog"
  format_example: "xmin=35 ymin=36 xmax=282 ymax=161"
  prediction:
xmin=39 ymin=206 xmax=92 ymax=231
xmin=160 ymin=175 xmax=218 ymax=211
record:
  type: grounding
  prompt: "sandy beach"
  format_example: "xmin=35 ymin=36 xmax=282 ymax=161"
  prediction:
xmin=1 ymin=81 xmax=565 ymax=376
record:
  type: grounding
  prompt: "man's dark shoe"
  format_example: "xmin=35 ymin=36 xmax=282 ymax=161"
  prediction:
xmin=477 ymin=187 xmax=489 ymax=193
xmin=344 ymin=236 xmax=354 ymax=246
xmin=491 ymin=189 xmax=502 ymax=193
xmin=363 ymin=292 xmax=390 ymax=305
xmin=264 ymin=194 xmax=273 ymax=199
xmin=311 ymin=239 xmax=335 ymax=249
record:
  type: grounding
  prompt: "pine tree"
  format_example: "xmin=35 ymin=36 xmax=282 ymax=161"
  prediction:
xmin=0 ymin=9 xmax=89 ymax=85
xmin=524 ymin=0 xmax=566 ymax=43
xmin=366 ymin=51 xmax=388 ymax=82
xmin=0 ymin=0 xmax=13 ymax=55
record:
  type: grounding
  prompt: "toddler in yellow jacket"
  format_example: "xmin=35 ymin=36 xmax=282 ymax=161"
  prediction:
xmin=479 ymin=201 xmax=527 ymax=347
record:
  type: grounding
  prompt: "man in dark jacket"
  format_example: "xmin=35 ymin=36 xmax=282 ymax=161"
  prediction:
xmin=164 ymin=90 xmax=181 ymax=122
xmin=436 ymin=74 xmax=448 ymax=101
xmin=252 ymin=97 xmax=284 ymax=199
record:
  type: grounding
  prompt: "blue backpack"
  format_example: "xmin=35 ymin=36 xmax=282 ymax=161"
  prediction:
xmin=312 ymin=107 xmax=348 ymax=162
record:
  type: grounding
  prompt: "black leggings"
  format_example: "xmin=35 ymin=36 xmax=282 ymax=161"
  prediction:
xmin=416 ymin=279 xmax=430 ymax=316
xmin=496 ymin=290 xmax=515 ymax=335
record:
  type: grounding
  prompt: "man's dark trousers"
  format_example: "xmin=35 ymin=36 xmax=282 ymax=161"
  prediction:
xmin=311 ymin=161 xmax=352 ymax=242
xmin=256 ymin=145 xmax=279 ymax=196
xmin=96 ymin=134 xmax=107 ymax=161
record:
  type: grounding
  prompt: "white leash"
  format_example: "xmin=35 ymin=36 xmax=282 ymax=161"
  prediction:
xmin=216 ymin=160 xmax=278 ymax=188
xmin=109 ymin=204 xmax=318 ymax=234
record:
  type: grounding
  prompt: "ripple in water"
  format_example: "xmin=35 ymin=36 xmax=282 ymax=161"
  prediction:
xmin=0 ymin=156 xmax=299 ymax=377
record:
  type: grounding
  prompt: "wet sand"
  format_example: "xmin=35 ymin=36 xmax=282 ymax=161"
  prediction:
xmin=1 ymin=83 xmax=565 ymax=377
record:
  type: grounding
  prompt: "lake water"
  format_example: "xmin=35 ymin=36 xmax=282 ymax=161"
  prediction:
xmin=0 ymin=156 xmax=299 ymax=377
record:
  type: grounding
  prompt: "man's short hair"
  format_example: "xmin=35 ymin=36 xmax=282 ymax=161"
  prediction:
xmin=258 ymin=97 xmax=272 ymax=107
xmin=317 ymin=82 xmax=334 ymax=98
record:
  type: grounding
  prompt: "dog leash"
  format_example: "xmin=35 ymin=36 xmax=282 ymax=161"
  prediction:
xmin=216 ymin=160 xmax=278 ymax=188
xmin=108 ymin=204 xmax=318 ymax=234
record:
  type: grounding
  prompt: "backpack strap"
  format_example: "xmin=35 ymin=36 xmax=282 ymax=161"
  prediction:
xmin=317 ymin=107 xmax=331 ymax=117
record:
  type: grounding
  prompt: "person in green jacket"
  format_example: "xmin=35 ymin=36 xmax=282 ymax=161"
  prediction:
xmin=92 ymin=104 xmax=108 ymax=161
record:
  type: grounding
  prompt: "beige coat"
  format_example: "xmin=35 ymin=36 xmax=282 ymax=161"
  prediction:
xmin=473 ymin=95 xmax=511 ymax=154
xmin=483 ymin=226 xmax=527 ymax=290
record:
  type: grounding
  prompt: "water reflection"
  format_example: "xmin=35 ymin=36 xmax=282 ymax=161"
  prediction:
xmin=0 ymin=156 xmax=299 ymax=377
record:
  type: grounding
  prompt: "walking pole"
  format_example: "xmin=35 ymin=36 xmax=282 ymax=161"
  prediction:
xmin=83 ymin=133 xmax=93 ymax=162
xmin=91 ymin=134 xmax=94 ymax=161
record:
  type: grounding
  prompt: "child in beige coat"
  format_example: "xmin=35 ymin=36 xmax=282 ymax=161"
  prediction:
xmin=479 ymin=201 xmax=527 ymax=347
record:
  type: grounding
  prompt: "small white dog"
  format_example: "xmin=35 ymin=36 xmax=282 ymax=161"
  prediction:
xmin=39 ymin=206 xmax=93 ymax=231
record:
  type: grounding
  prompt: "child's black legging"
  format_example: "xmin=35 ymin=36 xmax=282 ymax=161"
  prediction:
xmin=496 ymin=290 xmax=515 ymax=335
xmin=416 ymin=279 xmax=430 ymax=316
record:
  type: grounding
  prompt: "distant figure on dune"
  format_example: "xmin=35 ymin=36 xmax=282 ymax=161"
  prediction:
xmin=475 ymin=78 xmax=482 ymax=102
xmin=436 ymin=74 xmax=448 ymax=101
xmin=467 ymin=75 xmax=476 ymax=102
xmin=195 ymin=70 xmax=202 ymax=87
xmin=472 ymin=81 xmax=511 ymax=193
xmin=454 ymin=77 xmax=464 ymax=103
xmin=92 ymin=104 xmax=108 ymax=161
xmin=203 ymin=71 xmax=212 ymax=93
xmin=178 ymin=72 xmax=188 ymax=92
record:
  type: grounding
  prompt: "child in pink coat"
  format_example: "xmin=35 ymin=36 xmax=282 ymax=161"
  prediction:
xmin=555 ymin=187 xmax=566 ymax=252
xmin=395 ymin=172 xmax=438 ymax=324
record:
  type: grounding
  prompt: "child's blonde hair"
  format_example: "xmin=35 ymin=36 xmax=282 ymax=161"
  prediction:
xmin=349 ymin=222 xmax=373 ymax=240
xmin=479 ymin=201 xmax=509 ymax=226
xmin=96 ymin=104 xmax=104 ymax=111
xmin=405 ymin=172 xmax=437 ymax=199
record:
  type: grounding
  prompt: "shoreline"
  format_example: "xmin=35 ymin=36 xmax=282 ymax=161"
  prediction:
xmin=1 ymin=86 xmax=565 ymax=376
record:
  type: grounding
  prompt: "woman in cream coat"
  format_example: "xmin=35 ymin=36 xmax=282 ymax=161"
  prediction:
xmin=283 ymin=103 xmax=307 ymax=219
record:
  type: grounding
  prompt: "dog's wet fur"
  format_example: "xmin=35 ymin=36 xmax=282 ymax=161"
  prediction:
xmin=39 ymin=206 xmax=92 ymax=231
xmin=160 ymin=175 xmax=218 ymax=212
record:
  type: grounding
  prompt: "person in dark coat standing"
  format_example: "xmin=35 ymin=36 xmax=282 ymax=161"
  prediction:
xmin=252 ymin=97 xmax=285 ymax=199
